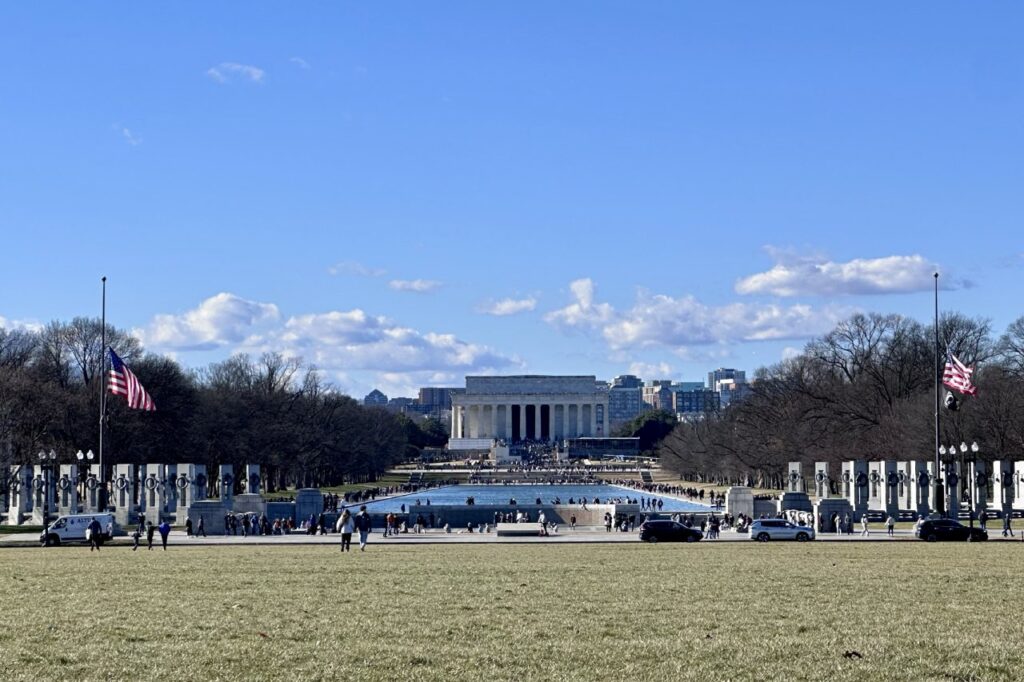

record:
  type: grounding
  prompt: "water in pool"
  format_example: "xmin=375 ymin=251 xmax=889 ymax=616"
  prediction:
xmin=351 ymin=484 xmax=711 ymax=513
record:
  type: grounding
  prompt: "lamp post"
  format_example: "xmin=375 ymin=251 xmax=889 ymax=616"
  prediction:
xmin=963 ymin=441 xmax=979 ymax=540
xmin=938 ymin=445 xmax=948 ymax=517
xmin=37 ymin=449 xmax=57 ymax=527
xmin=75 ymin=449 xmax=95 ymax=505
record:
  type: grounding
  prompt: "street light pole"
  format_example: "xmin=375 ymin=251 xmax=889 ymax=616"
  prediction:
xmin=962 ymin=441 xmax=975 ymax=541
xmin=37 ymin=449 xmax=57 ymax=527
xmin=933 ymin=272 xmax=946 ymax=517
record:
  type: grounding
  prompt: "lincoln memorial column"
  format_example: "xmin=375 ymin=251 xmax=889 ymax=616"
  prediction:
xmin=533 ymin=403 xmax=541 ymax=440
xmin=518 ymin=405 xmax=527 ymax=441
xmin=505 ymin=404 xmax=513 ymax=441
xmin=491 ymin=405 xmax=498 ymax=439
xmin=590 ymin=403 xmax=598 ymax=437
xmin=576 ymin=404 xmax=583 ymax=438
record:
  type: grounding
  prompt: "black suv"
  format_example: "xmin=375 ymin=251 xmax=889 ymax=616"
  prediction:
xmin=915 ymin=519 xmax=988 ymax=542
xmin=638 ymin=520 xmax=703 ymax=543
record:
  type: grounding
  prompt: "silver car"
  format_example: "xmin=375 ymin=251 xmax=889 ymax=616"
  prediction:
xmin=749 ymin=519 xmax=815 ymax=542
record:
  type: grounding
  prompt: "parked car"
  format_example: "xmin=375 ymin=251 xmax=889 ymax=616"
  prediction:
xmin=915 ymin=519 xmax=988 ymax=542
xmin=749 ymin=519 xmax=815 ymax=542
xmin=639 ymin=520 xmax=703 ymax=543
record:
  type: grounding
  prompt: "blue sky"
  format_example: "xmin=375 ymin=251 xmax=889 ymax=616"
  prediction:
xmin=1 ymin=4 xmax=1022 ymax=397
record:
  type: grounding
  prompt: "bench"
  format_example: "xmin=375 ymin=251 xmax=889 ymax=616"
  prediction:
xmin=496 ymin=523 xmax=545 ymax=537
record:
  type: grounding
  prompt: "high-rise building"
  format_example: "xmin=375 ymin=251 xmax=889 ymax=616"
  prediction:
xmin=611 ymin=374 xmax=644 ymax=389
xmin=717 ymin=379 xmax=752 ymax=407
xmin=418 ymin=387 xmax=456 ymax=409
xmin=674 ymin=389 xmax=721 ymax=415
xmin=642 ymin=382 xmax=674 ymax=412
xmin=608 ymin=385 xmax=642 ymax=427
xmin=363 ymin=389 xmax=388 ymax=407
xmin=707 ymin=368 xmax=746 ymax=391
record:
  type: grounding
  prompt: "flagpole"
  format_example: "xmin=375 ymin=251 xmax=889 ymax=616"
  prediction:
xmin=99 ymin=276 xmax=107 ymax=508
xmin=933 ymin=272 xmax=945 ymax=517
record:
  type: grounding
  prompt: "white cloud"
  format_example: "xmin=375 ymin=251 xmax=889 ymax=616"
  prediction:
xmin=389 ymin=279 xmax=442 ymax=293
xmin=627 ymin=361 xmax=674 ymax=379
xmin=545 ymin=279 xmax=847 ymax=352
xmin=136 ymin=293 xmax=521 ymax=397
xmin=135 ymin=293 xmax=280 ymax=351
xmin=289 ymin=57 xmax=311 ymax=70
xmin=206 ymin=62 xmax=265 ymax=84
xmin=609 ymin=294 xmax=846 ymax=349
xmin=781 ymin=346 xmax=803 ymax=361
xmin=735 ymin=251 xmax=963 ymax=297
xmin=247 ymin=309 xmax=519 ymax=377
xmin=328 ymin=260 xmax=386 ymax=277
xmin=121 ymin=127 xmax=141 ymax=146
xmin=480 ymin=297 xmax=537 ymax=316
xmin=0 ymin=316 xmax=42 ymax=333
xmin=544 ymin=279 xmax=614 ymax=331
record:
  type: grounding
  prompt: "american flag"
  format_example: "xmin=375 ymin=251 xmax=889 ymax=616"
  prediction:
xmin=943 ymin=348 xmax=977 ymax=396
xmin=108 ymin=348 xmax=156 ymax=411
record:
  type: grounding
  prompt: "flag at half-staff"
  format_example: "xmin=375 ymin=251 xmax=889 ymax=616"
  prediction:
xmin=107 ymin=348 xmax=156 ymax=411
xmin=942 ymin=348 xmax=977 ymax=411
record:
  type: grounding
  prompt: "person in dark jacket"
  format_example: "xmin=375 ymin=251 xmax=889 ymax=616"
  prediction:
xmin=354 ymin=506 xmax=372 ymax=551
xmin=146 ymin=522 xmax=156 ymax=550
xmin=88 ymin=518 xmax=102 ymax=552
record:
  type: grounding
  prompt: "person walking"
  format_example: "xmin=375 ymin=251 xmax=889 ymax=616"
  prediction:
xmin=354 ymin=505 xmax=372 ymax=551
xmin=158 ymin=521 xmax=171 ymax=550
xmin=146 ymin=521 xmax=156 ymax=550
xmin=185 ymin=518 xmax=193 ymax=537
xmin=885 ymin=515 xmax=895 ymax=537
xmin=570 ymin=514 xmax=576 ymax=530
xmin=196 ymin=516 xmax=207 ymax=538
xmin=88 ymin=517 xmax=102 ymax=552
xmin=844 ymin=513 xmax=853 ymax=535
xmin=860 ymin=515 xmax=870 ymax=537
xmin=1003 ymin=513 xmax=1014 ymax=538
xmin=336 ymin=509 xmax=353 ymax=552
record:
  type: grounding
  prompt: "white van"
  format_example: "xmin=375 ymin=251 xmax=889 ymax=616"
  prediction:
xmin=40 ymin=513 xmax=115 ymax=547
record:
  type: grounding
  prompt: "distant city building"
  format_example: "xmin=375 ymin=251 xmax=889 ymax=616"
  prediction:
xmin=387 ymin=397 xmax=415 ymax=412
xmin=418 ymin=387 xmax=456 ymax=409
xmin=608 ymin=385 xmax=642 ymax=427
xmin=674 ymin=389 xmax=721 ymax=416
xmin=642 ymin=382 xmax=674 ymax=412
xmin=404 ymin=387 xmax=458 ymax=421
xmin=707 ymin=368 xmax=746 ymax=391
xmin=673 ymin=381 xmax=704 ymax=392
xmin=363 ymin=389 xmax=388 ymax=407
xmin=717 ymin=379 xmax=753 ymax=407
xmin=611 ymin=374 xmax=644 ymax=389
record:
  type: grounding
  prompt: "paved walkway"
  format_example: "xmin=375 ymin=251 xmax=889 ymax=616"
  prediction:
xmin=5 ymin=526 xmax=1021 ymax=547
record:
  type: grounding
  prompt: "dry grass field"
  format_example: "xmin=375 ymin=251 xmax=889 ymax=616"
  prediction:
xmin=0 ymin=541 xmax=1021 ymax=681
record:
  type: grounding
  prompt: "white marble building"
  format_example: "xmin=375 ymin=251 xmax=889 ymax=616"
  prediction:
xmin=451 ymin=376 xmax=609 ymax=442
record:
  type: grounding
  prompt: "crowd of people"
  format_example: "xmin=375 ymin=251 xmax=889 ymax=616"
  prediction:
xmin=612 ymin=480 xmax=726 ymax=507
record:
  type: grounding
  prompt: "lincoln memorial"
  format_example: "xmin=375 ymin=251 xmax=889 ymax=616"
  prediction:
xmin=450 ymin=375 xmax=609 ymax=442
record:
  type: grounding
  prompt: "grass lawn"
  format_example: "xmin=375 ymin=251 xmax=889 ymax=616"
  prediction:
xmin=1 ymin=542 xmax=1020 ymax=681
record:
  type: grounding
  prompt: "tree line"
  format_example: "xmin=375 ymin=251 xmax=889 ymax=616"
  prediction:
xmin=0 ymin=318 xmax=448 ymax=491
xmin=658 ymin=312 xmax=1024 ymax=488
